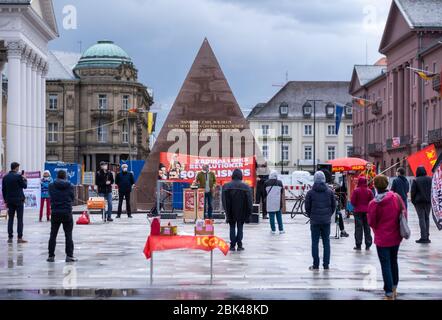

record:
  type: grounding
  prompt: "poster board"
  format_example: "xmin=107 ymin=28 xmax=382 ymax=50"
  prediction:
xmin=183 ymin=188 xmax=205 ymax=223
xmin=24 ymin=172 xmax=41 ymax=210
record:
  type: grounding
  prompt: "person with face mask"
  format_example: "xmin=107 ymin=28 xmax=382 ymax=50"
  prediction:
xmin=95 ymin=161 xmax=114 ymax=222
xmin=115 ymin=164 xmax=135 ymax=218
xmin=194 ymin=164 xmax=217 ymax=219
xmin=40 ymin=170 xmax=53 ymax=222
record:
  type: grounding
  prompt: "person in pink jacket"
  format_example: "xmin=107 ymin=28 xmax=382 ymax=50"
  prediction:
xmin=368 ymin=175 xmax=407 ymax=300
xmin=350 ymin=177 xmax=374 ymax=251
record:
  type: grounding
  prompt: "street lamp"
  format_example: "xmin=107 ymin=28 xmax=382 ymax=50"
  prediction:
xmin=303 ymin=100 xmax=323 ymax=172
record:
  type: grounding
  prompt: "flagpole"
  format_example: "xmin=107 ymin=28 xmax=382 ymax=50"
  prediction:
xmin=407 ymin=66 xmax=436 ymax=75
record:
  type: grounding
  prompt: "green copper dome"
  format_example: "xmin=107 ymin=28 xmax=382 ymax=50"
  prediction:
xmin=75 ymin=40 xmax=132 ymax=69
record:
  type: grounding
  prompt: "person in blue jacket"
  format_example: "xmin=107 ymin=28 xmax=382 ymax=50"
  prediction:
xmin=40 ymin=170 xmax=53 ymax=222
xmin=115 ymin=164 xmax=135 ymax=218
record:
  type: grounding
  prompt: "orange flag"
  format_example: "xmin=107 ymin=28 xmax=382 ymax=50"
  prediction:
xmin=407 ymin=144 xmax=438 ymax=177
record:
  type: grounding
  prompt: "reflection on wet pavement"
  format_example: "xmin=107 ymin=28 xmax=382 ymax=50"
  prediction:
xmin=0 ymin=204 xmax=442 ymax=300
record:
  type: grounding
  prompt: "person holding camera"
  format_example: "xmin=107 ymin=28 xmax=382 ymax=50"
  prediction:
xmin=2 ymin=162 xmax=28 ymax=244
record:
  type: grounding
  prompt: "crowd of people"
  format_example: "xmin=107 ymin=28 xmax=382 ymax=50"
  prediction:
xmin=1 ymin=158 xmax=435 ymax=300
xmin=2 ymin=161 xmax=137 ymax=262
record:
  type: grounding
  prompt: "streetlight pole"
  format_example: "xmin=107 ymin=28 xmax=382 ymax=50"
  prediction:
xmin=281 ymin=120 xmax=284 ymax=174
xmin=307 ymin=99 xmax=323 ymax=172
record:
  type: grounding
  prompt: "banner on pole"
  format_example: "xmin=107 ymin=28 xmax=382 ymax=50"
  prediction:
xmin=159 ymin=153 xmax=256 ymax=187
xmin=431 ymin=160 xmax=442 ymax=230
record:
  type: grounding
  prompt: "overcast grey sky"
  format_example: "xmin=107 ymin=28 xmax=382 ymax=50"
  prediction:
xmin=50 ymin=0 xmax=391 ymax=126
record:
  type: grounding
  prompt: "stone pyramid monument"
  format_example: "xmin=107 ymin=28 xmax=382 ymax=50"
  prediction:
xmin=136 ymin=38 xmax=262 ymax=210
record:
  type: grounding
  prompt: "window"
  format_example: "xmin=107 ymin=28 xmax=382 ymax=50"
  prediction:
xmin=303 ymin=102 xmax=312 ymax=116
xmin=98 ymin=94 xmax=108 ymax=110
xmin=345 ymin=104 xmax=353 ymax=116
xmin=97 ymin=125 xmax=108 ymax=143
xmin=281 ymin=145 xmax=289 ymax=161
xmin=304 ymin=145 xmax=313 ymax=160
xmin=433 ymin=62 xmax=437 ymax=74
xmin=281 ymin=124 xmax=289 ymax=136
xmin=304 ymin=125 xmax=313 ymax=136
xmin=262 ymin=145 xmax=269 ymax=160
xmin=122 ymin=122 xmax=129 ymax=143
xmin=279 ymin=102 xmax=289 ymax=116
xmin=49 ymin=94 xmax=58 ymax=110
xmin=346 ymin=125 xmax=353 ymax=136
xmin=346 ymin=146 xmax=353 ymax=157
xmin=327 ymin=146 xmax=336 ymax=160
xmin=327 ymin=125 xmax=336 ymax=136
xmin=261 ymin=125 xmax=270 ymax=136
xmin=48 ymin=122 xmax=59 ymax=143
xmin=326 ymin=103 xmax=335 ymax=117
xmin=122 ymin=95 xmax=130 ymax=110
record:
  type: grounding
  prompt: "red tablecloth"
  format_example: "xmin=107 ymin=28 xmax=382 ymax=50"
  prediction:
xmin=144 ymin=235 xmax=229 ymax=259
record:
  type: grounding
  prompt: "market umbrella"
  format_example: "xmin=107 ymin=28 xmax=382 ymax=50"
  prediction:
xmin=327 ymin=157 xmax=368 ymax=173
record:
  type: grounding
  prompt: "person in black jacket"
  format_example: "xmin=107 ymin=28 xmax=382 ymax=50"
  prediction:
xmin=411 ymin=166 xmax=432 ymax=244
xmin=116 ymin=164 xmax=135 ymax=218
xmin=391 ymin=167 xmax=410 ymax=209
xmin=222 ymin=169 xmax=253 ymax=252
xmin=95 ymin=161 xmax=114 ymax=222
xmin=47 ymin=170 xmax=77 ymax=262
xmin=305 ymin=171 xmax=336 ymax=271
xmin=2 ymin=162 xmax=27 ymax=244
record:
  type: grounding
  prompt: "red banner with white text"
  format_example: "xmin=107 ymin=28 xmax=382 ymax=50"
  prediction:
xmin=159 ymin=153 xmax=256 ymax=187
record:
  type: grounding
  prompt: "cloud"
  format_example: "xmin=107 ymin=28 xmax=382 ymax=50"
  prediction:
xmin=50 ymin=0 xmax=390 ymax=128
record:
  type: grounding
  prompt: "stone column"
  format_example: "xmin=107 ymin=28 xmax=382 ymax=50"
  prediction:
xmin=92 ymin=154 xmax=96 ymax=172
xmin=398 ymin=66 xmax=405 ymax=137
xmin=393 ymin=69 xmax=399 ymax=137
xmin=30 ymin=57 xmax=38 ymax=171
xmin=20 ymin=47 xmax=29 ymax=170
xmin=6 ymin=41 xmax=23 ymax=168
xmin=26 ymin=53 xmax=33 ymax=170
xmin=404 ymin=65 xmax=411 ymax=139
xmin=40 ymin=63 xmax=48 ymax=170
xmin=35 ymin=59 xmax=42 ymax=172
xmin=86 ymin=154 xmax=91 ymax=171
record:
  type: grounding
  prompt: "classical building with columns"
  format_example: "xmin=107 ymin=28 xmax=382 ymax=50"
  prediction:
xmin=350 ymin=0 xmax=442 ymax=176
xmin=46 ymin=41 xmax=154 ymax=172
xmin=0 ymin=0 xmax=58 ymax=172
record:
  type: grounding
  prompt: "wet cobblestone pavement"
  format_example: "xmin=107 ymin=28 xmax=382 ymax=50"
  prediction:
xmin=1 ymin=203 xmax=442 ymax=300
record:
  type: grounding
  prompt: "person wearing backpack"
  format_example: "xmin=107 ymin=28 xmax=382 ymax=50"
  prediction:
xmin=264 ymin=170 xmax=286 ymax=235
xmin=411 ymin=166 xmax=432 ymax=244
xmin=368 ymin=175 xmax=407 ymax=300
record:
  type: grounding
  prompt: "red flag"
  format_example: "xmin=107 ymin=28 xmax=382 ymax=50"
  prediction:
xmin=407 ymin=144 xmax=438 ymax=177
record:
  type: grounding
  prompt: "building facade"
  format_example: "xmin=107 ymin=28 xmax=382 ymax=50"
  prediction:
xmin=46 ymin=41 xmax=154 ymax=172
xmin=0 ymin=0 xmax=58 ymax=171
xmin=350 ymin=0 xmax=442 ymax=176
xmin=248 ymin=81 xmax=354 ymax=174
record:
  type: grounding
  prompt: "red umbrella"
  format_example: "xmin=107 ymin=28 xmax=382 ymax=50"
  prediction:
xmin=327 ymin=158 xmax=368 ymax=173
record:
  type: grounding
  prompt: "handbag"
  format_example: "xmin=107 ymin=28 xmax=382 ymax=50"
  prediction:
xmin=395 ymin=194 xmax=411 ymax=240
